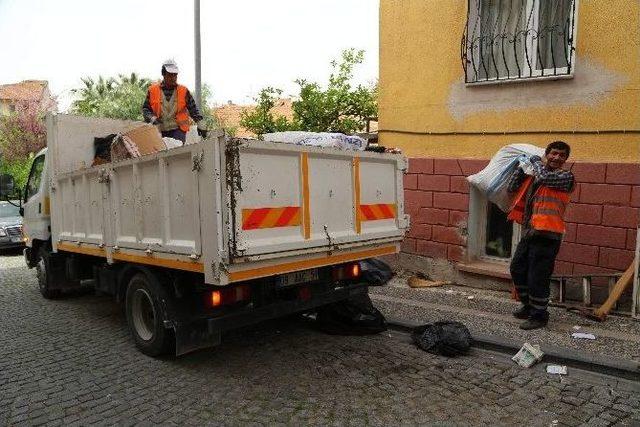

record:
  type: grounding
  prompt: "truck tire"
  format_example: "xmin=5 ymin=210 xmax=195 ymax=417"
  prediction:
xmin=125 ymin=273 xmax=174 ymax=357
xmin=36 ymin=247 xmax=61 ymax=299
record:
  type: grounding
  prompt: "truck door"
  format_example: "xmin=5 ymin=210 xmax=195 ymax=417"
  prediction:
xmin=22 ymin=152 xmax=50 ymax=244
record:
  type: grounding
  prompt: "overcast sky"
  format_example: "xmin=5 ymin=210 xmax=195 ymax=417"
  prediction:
xmin=0 ymin=0 xmax=379 ymax=110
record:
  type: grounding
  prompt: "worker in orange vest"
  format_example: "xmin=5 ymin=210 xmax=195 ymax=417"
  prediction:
xmin=142 ymin=59 xmax=207 ymax=143
xmin=507 ymin=141 xmax=575 ymax=330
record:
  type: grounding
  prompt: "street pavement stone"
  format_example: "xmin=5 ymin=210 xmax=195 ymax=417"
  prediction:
xmin=1 ymin=253 xmax=639 ymax=426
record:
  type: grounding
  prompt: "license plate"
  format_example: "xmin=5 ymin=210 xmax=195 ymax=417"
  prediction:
xmin=276 ymin=269 xmax=319 ymax=288
xmin=11 ymin=237 xmax=23 ymax=243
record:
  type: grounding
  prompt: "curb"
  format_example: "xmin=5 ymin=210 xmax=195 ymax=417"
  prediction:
xmin=387 ymin=317 xmax=640 ymax=383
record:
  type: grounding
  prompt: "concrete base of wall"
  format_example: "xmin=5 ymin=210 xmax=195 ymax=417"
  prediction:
xmin=382 ymin=253 xmax=511 ymax=292
xmin=381 ymin=253 xmax=635 ymax=310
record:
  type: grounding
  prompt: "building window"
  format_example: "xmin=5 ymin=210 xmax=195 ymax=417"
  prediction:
xmin=483 ymin=202 xmax=514 ymax=259
xmin=468 ymin=187 xmax=521 ymax=263
xmin=462 ymin=0 xmax=577 ymax=84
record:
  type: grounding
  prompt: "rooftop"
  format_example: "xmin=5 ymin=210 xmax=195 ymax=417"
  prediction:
xmin=0 ymin=80 xmax=49 ymax=102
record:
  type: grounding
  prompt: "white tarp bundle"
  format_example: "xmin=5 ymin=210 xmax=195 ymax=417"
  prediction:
xmin=467 ymin=144 xmax=544 ymax=212
xmin=162 ymin=137 xmax=183 ymax=150
xmin=262 ymin=131 xmax=366 ymax=151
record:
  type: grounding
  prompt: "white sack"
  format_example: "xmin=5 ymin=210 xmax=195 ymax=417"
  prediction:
xmin=467 ymin=144 xmax=544 ymax=212
xmin=162 ymin=137 xmax=183 ymax=150
xmin=262 ymin=131 xmax=366 ymax=151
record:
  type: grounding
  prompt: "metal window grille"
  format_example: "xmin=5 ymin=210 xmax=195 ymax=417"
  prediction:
xmin=461 ymin=0 xmax=577 ymax=84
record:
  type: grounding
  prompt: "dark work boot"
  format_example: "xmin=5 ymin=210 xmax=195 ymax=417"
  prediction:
xmin=519 ymin=314 xmax=548 ymax=330
xmin=512 ymin=305 xmax=531 ymax=320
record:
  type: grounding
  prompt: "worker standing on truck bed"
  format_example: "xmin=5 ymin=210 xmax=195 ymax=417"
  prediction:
xmin=507 ymin=141 xmax=575 ymax=330
xmin=142 ymin=59 xmax=207 ymax=143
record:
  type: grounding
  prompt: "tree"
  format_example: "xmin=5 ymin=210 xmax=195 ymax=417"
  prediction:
xmin=70 ymin=73 xmax=151 ymax=121
xmin=199 ymin=83 xmax=221 ymax=131
xmin=240 ymin=49 xmax=378 ymax=136
xmin=0 ymin=98 xmax=55 ymax=189
xmin=239 ymin=87 xmax=296 ymax=136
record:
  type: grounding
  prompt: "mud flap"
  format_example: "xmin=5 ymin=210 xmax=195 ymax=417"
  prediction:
xmin=46 ymin=251 xmax=79 ymax=290
xmin=174 ymin=320 xmax=222 ymax=356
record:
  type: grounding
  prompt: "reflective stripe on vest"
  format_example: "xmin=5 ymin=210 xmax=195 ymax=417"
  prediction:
xmin=507 ymin=176 xmax=571 ymax=234
xmin=148 ymin=84 xmax=191 ymax=132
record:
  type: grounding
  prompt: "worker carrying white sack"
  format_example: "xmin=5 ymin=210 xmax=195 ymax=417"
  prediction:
xmin=470 ymin=142 xmax=576 ymax=331
xmin=467 ymin=144 xmax=544 ymax=212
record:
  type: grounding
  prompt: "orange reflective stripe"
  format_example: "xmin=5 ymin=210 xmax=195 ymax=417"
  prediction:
xmin=534 ymin=201 xmax=563 ymax=212
xmin=242 ymin=206 xmax=302 ymax=230
xmin=359 ymin=204 xmax=396 ymax=221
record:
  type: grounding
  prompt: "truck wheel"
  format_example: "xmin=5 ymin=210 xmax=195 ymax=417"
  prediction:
xmin=36 ymin=247 xmax=61 ymax=299
xmin=125 ymin=273 xmax=174 ymax=357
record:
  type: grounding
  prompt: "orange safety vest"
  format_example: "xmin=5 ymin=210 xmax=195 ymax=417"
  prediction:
xmin=507 ymin=175 xmax=571 ymax=234
xmin=148 ymin=83 xmax=191 ymax=132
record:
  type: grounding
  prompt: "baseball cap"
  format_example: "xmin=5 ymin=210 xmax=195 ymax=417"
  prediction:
xmin=162 ymin=59 xmax=179 ymax=74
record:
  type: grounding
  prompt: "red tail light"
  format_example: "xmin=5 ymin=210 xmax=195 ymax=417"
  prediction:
xmin=208 ymin=285 xmax=251 ymax=308
xmin=332 ymin=262 xmax=361 ymax=281
xmin=298 ymin=286 xmax=312 ymax=301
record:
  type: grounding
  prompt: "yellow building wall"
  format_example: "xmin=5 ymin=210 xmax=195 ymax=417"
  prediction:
xmin=379 ymin=0 xmax=640 ymax=163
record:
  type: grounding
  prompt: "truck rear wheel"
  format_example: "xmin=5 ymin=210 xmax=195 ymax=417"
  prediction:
xmin=125 ymin=273 xmax=174 ymax=357
xmin=36 ymin=247 xmax=61 ymax=299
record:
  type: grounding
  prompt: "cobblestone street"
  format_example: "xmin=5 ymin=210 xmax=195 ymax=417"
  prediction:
xmin=1 ymin=253 xmax=639 ymax=426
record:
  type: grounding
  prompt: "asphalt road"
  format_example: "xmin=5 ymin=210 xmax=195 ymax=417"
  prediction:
xmin=1 ymin=253 xmax=639 ymax=426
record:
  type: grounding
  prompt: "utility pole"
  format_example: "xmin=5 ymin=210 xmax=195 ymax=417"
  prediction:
xmin=194 ymin=0 xmax=202 ymax=109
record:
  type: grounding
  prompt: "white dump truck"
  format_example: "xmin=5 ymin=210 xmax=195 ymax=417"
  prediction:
xmin=5 ymin=114 xmax=408 ymax=356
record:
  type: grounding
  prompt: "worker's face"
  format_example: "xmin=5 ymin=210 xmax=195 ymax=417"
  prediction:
xmin=163 ymin=72 xmax=178 ymax=88
xmin=544 ymin=148 xmax=569 ymax=170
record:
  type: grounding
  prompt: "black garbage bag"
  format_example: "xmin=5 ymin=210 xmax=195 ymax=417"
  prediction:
xmin=360 ymin=258 xmax=394 ymax=286
xmin=411 ymin=321 xmax=472 ymax=357
xmin=315 ymin=293 xmax=387 ymax=335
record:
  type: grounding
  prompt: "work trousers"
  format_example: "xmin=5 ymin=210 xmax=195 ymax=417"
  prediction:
xmin=510 ymin=234 xmax=562 ymax=319
xmin=161 ymin=128 xmax=186 ymax=143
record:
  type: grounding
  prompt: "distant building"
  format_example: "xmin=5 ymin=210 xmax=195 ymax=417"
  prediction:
xmin=0 ymin=80 xmax=55 ymax=115
xmin=213 ymin=99 xmax=294 ymax=138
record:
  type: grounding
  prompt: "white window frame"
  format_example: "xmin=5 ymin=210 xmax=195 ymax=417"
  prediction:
xmin=468 ymin=187 xmax=521 ymax=264
xmin=466 ymin=0 xmax=578 ymax=85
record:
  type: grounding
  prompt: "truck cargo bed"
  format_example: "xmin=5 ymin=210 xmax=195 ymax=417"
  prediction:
xmin=49 ymin=115 xmax=408 ymax=286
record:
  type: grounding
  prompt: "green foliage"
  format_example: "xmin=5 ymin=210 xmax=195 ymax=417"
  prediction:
xmin=71 ymin=73 xmax=220 ymax=132
xmin=70 ymin=73 xmax=152 ymax=121
xmin=240 ymin=88 xmax=296 ymax=136
xmin=0 ymin=154 xmax=33 ymax=192
xmin=240 ymin=49 xmax=377 ymax=136
xmin=200 ymin=83 xmax=221 ymax=131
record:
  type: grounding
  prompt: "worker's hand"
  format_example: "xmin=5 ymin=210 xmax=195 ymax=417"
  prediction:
xmin=149 ymin=116 xmax=160 ymax=126
xmin=518 ymin=155 xmax=535 ymax=176
xmin=197 ymin=128 xmax=208 ymax=138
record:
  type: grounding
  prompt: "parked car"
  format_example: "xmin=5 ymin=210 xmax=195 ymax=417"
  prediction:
xmin=0 ymin=201 xmax=24 ymax=250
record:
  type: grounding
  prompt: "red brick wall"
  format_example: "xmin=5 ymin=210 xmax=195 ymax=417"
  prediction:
xmin=403 ymin=158 xmax=640 ymax=275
